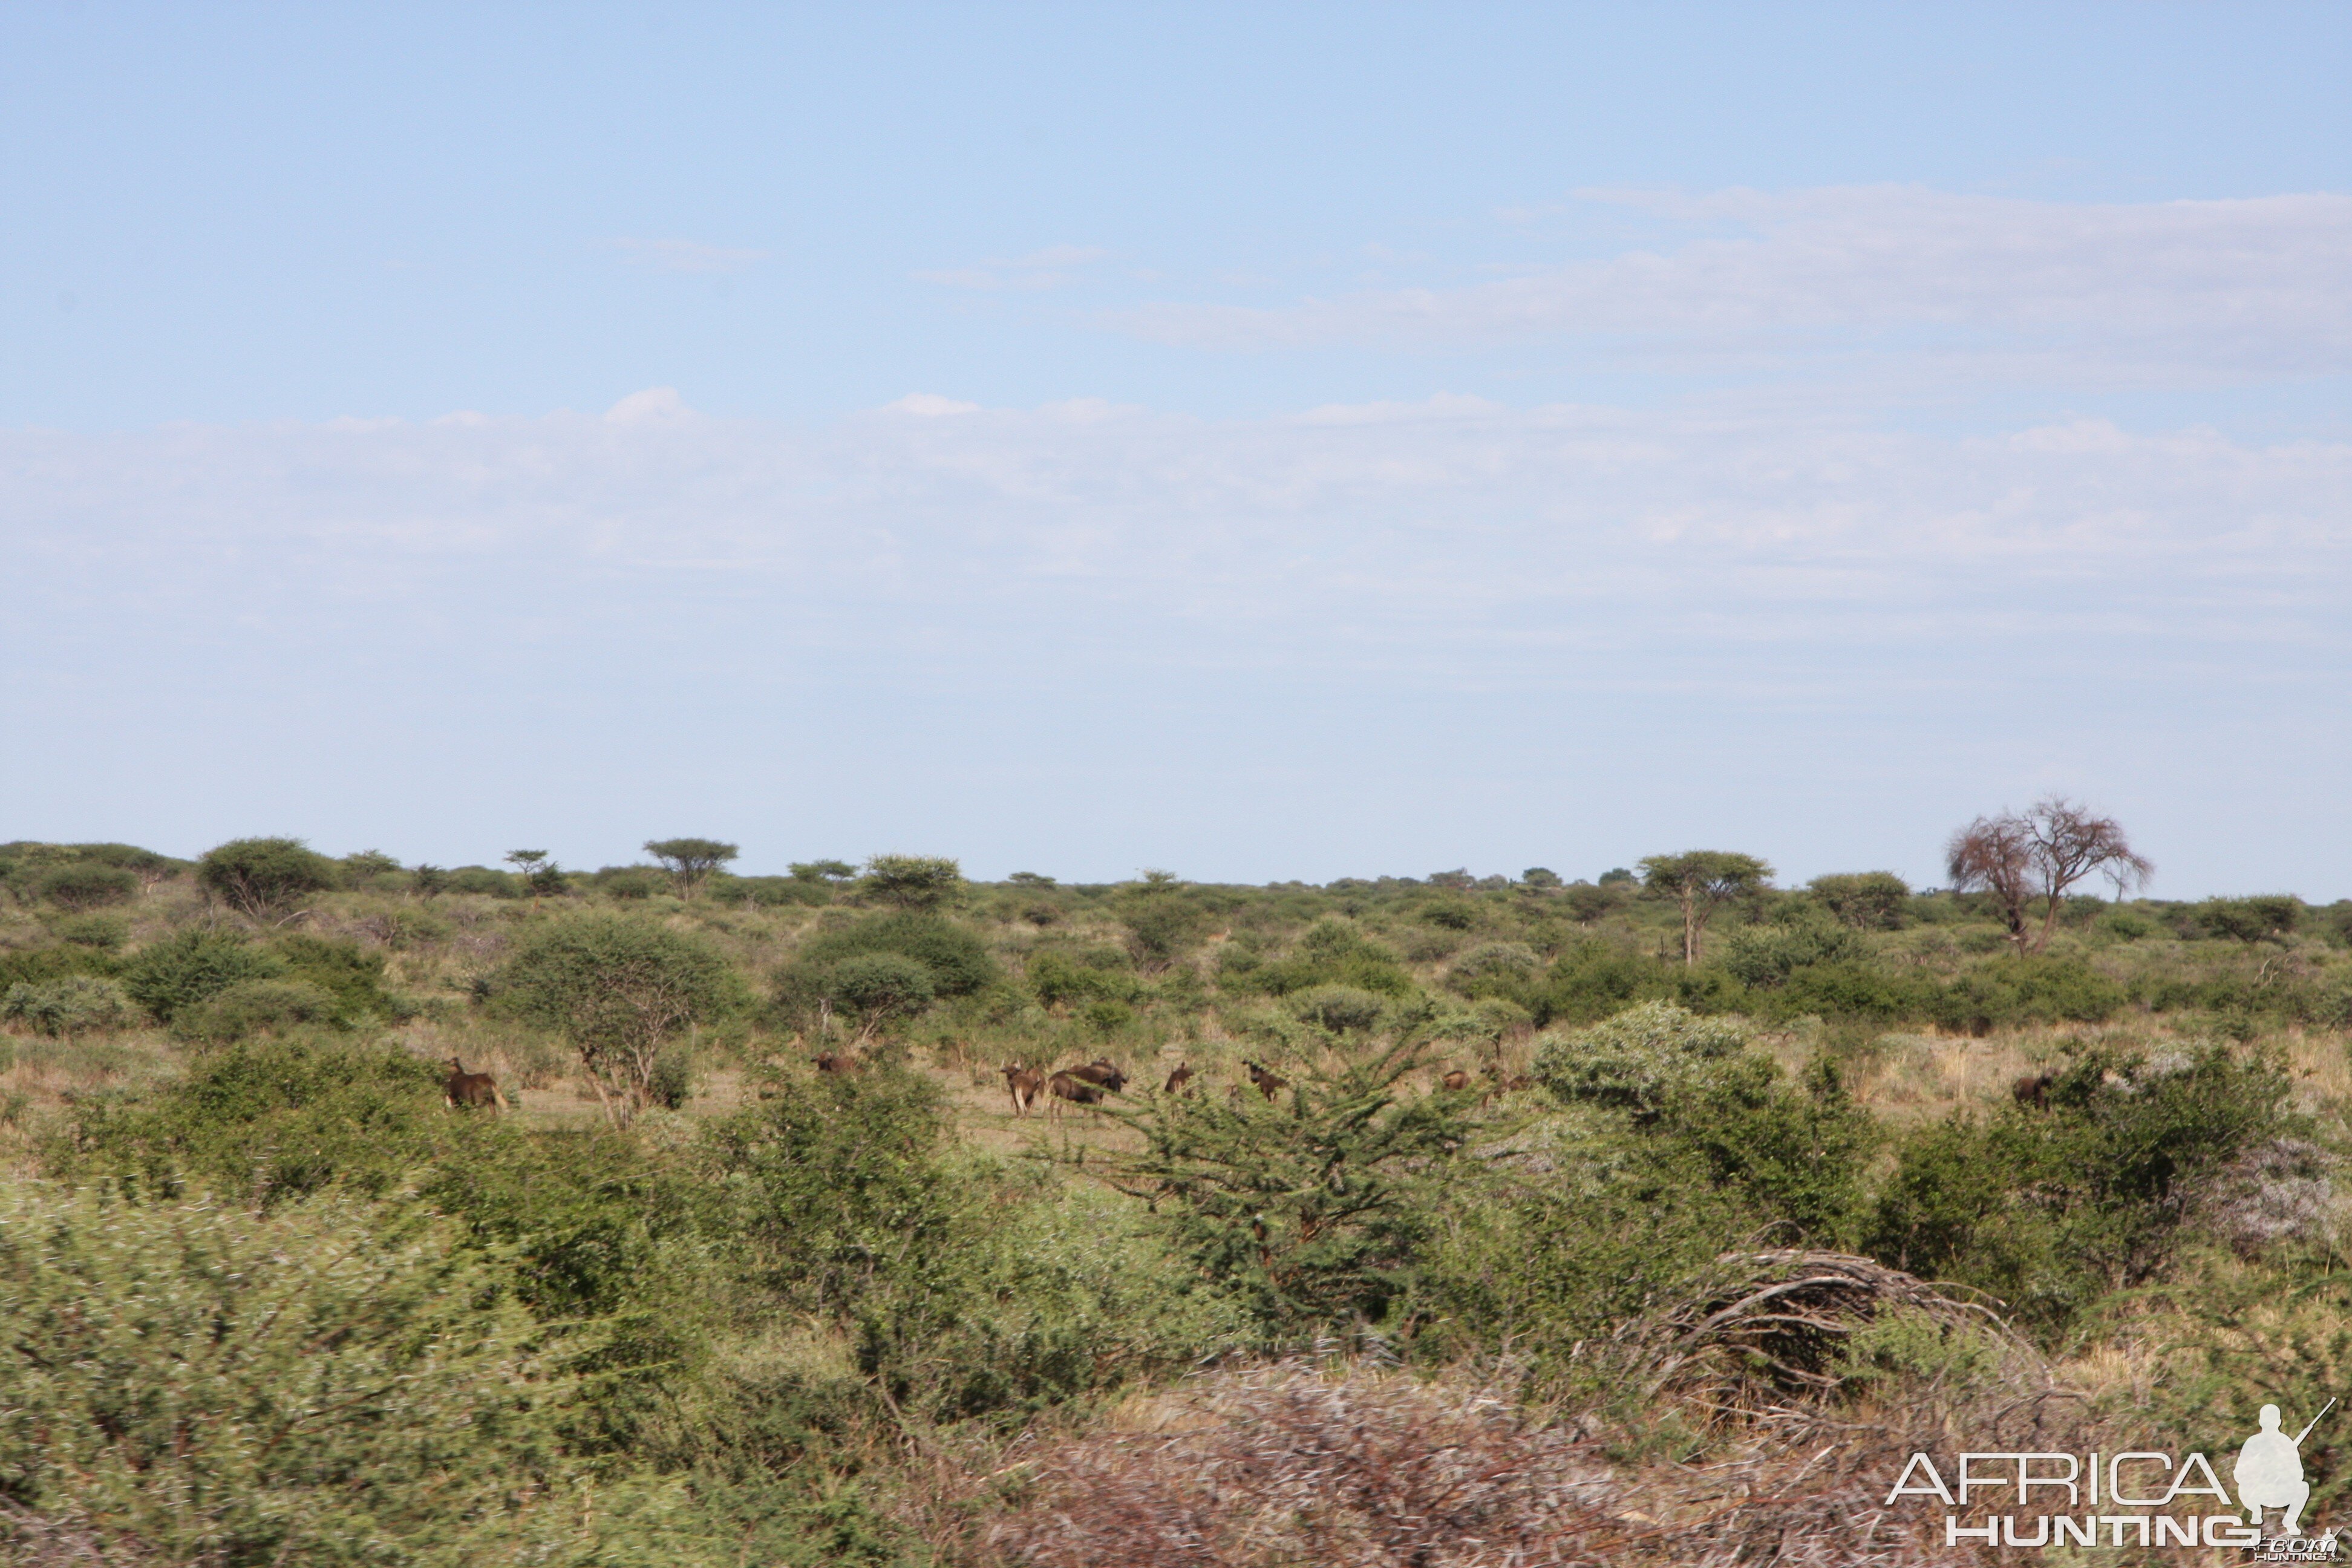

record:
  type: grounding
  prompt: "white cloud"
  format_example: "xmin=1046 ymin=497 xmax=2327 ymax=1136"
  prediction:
xmin=1117 ymin=186 xmax=2352 ymax=385
xmin=604 ymin=386 xmax=696 ymax=423
xmin=604 ymin=237 xmax=774 ymax=274
xmin=885 ymin=393 xmax=982 ymax=416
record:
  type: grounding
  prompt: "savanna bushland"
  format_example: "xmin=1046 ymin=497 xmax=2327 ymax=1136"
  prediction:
xmin=4 ymin=817 xmax=2350 ymax=1566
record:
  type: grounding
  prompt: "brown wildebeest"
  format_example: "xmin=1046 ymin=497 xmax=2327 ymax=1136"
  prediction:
xmin=1001 ymin=1062 xmax=1045 ymax=1118
xmin=1046 ymin=1071 xmax=1103 ymax=1119
xmin=1244 ymin=1060 xmax=1287 ymax=1101
xmin=812 ymin=1050 xmax=853 ymax=1074
xmin=1067 ymin=1057 xmax=1128 ymax=1094
xmin=2012 ymin=1070 xmax=2058 ymax=1109
xmin=1163 ymin=1062 xmax=1194 ymax=1096
xmin=1440 ymin=1068 xmax=1470 ymax=1093
xmin=445 ymin=1057 xmax=508 ymax=1111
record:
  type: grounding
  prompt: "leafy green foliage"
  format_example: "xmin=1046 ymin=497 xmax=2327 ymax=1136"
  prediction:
xmin=168 ymin=977 xmax=341 ymax=1042
xmin=1027 ymin=945 xmax=1139 ymax=1008
xmin=119 ymin=928 xmax=288 ymax=1022
xmin=1116 ymin=871 xmax=1214 ymax=970
xmin=1109 ymin=1038 xmax=1475 ymax=1331
xmin=34 ymin=863 xmax=137 ymax=910
xmin=1241 ymin=918 xmax=1416 ymax=999
xmin=643 ymin=837 xmax=739 ymax=899
xmin=500 ymin=915 xmax=743 ymax=1125
xmin=0 ymin=1187 xmax=667 ymax=1567
xmin=1718 ymin=913 xmax=1867 ymax=988
xmin=785 ymin=910 xmax=999 ymax=1005
xmin=195 ymin=835 xmax=339 ymax=918
xmin=826 ymin=951 xmax=938 ymax=1033
xmin=2197 ymin=895 xmax=2304 ymax=942
xmin=1535 ymin=1003 xmax=1874 ymax=1241
xmin=1 ymin=975 xmax=134 ymax=1036
xmin=1867 ymin=1045 xmax=2291 ymax=1334
xmin=860 ymin=853 xmax=964 ymax=909
xmin=1808 ymin=871 xmax=1911 ymax=930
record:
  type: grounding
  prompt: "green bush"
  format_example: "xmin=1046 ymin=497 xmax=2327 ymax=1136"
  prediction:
xmin=1930 ymin=955 xmax=2127 ymax=1034
xmin=119 ymin=928 xmax=288 ymax=1022
xmin=2196 ymin=895 xmax=2303 ymax=943
xmin=1109 ymin=1039 xmax=1474 ymax=1331
xmin=446 ymin=864 xmax=518 ymax=897
xmin=500 ymin=915 xmax=743 ymax=1125
xmin=827 ymin=952 xmax=938 ymax=1031
xmin=1117 ymin=873 xmax=1215 ymax=970
xmin=1718 ymin=915 xmax=1866 ymax=987
xmin=50 ymin=911 xmax=129 ymax=950
xmin=1027 ymin=946 xmax=1140 ymax=1008
xmin=195 ymin=835 xmax=339 ymax=918
xmin=1289 ymin=983 xmax=1388 ymax=1033
xmin=273 ymin=932 xmax=407 ymax=1023
xmin=1534 ymin=1003 xmax=1872 ymax=1241
xmin=60 ymin=1037 xmax=448 ymax=1205
xmin=34 ymin=863 xmax=138 ymax=911
xmin=1244 ymin=919 xmax=1416 ymax=999
xmin=1523 ymin=941 xmax=1682 ymax=1025
xmin=1445 ymin=941 xmax=1541 ymax=996
xmin=0 ymin=1184 xmax=701 ymax=1567
xmin=1807 ymin=871 xmax=1911 ymax=930
xmin=1 ymin=975 xmax=134 ymax=1037
xmin=170 ymin=978 xmax=341 ymax=1042
xmin=1867 ymin=1045 xmax=2291 ymax=1335
xmin=789 ymin=911 xmax=999 ymax=998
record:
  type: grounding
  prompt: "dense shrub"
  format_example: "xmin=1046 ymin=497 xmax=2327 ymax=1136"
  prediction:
xmin=788 ymin=911 xmax=999 ymax=998
xmin=1534 ymin=1003 xmax=1873 ymax=1241
xmin=1 ymin=975 xmax=134 ymax=1036
xmin=1929 ymin=955 xmax=2126 ymax=1034
xmin=274 ymin=932 xmax=408 ymax=1022
xmin=0 ymin=1186 xmax=702 ymax=1566
xmin=34 ymin=863 xmax=138 ymax=911
xmin=1445 ymin=941 xmax=1541 ymax=995
xmin=1522 ymin=941 xmax=1682 ymax=1025
xmin=1718 ymin=915 xmax=1866 ymax=987
xmin=500 ymin=915 xmax=743 ymax=1125
xmin=119 ymin=928 xmax=288 ymax=1022
xmin=1027 ymin=945 xmax=1140 ymax=1009
xmin=195 ymin=835 xmax=339 ymax=917
xmin=446 ymin=864 xmax=519 ymax=896
xmin=1808 ymin=871 xmax=1912 ymax=929
xmin=51 ymin=911 xmax=129 ymax=950
xmin=60 ymin=1037 xmax=448 ymax=1204
xmin=169 ymin=977 xmax=341 ymax=1042
xmin=1112 ymin=1039 xmax=1474 ymax=1330
xmin=1117 ymin=874 xmax=1215 ymax=970
xmin=1241 ymin=919 xmax=1416 ymax=999
xmin=1867 ymin=1045 xmax=2290 ymax=1334
xmin=1289 ymin=983 xmax=1388 ymax=1033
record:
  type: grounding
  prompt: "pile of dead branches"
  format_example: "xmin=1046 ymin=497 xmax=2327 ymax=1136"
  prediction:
xmin=1614 ymin=1250 xmax=2036 ymax=1414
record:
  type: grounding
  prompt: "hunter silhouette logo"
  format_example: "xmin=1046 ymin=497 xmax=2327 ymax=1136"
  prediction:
xmin=1884 ymin=1399 xmax=2338 ymax=1555
xmin=2238 ymin=1401 xmax=2332 ymax=1538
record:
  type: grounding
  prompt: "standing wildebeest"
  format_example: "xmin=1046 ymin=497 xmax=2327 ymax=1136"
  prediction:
xmin=1066 ymin=1058 xmax=1127 ymax=1094
xmin=1001 ymin=1062 xmax=1045 ymax=1118
xmin=2012 ymin=1070 xmax=2059 ymax=1109
xmin=445 ymin=1057 xmax=508 ymax=1111
xmin=1244 ymin=1060 xmax=1287 ymax=1101
xmin=1046 ymin=1071 xmax=1103 ymax=1119
xmin=1163 ymin=1062 xmax=1194 ymax=1096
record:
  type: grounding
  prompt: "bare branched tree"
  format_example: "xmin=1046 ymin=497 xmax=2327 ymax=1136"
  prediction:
xmin=1946 ymin=797 xmax=2151 ymax=954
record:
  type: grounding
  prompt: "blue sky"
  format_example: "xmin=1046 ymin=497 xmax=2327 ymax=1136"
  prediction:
xmin=5 ymin=4 xmax=2350 ymax=893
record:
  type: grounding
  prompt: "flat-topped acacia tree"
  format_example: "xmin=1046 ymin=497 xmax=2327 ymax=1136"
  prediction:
xmin=643 ymin=838 xmax=739 ymax=901
xmin=1638 ymin=851 xmax=1775 ymax=966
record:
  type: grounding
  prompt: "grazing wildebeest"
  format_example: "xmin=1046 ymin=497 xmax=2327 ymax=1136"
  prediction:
xmin=1163 ymin=1062 xmax=1194 ymax=1096
xmin=812 ymin=1050 xmax=854 ymax=1074
xmin=1067 ymin=1057 xmax=1128 ymax=1094
xmin=445 ymin=1057 xmax=508 ymax=1111
xmin=1046 ymin=1071 xmax=1103 ymax=1119
xmin=1440 ymin=1068 xmax=1471 ymax=1093
xmin=2012 ymin=1070 xmax=2058 ymax=1109
xmin=1001 ymin=1062 xmax=1045 ymax=1118
xmin=1244 ymin=1060 xmax=1287 ymax=1101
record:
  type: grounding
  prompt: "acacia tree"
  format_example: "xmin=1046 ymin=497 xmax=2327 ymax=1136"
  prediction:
xmin=642 ymin=838 xmax=738 ymax=901
xmin=1638 ymin=851 xmax=1774 ymax=965
xmin=861 ymin=854 xmax=963 ymax=909
xmin=196 ymin=838 xmax=338 ymax=922
xmin=500 ymin=915 xmax=739 ymax=1127
xmin=1945 ymin=797 xmax=2151 ymax=954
